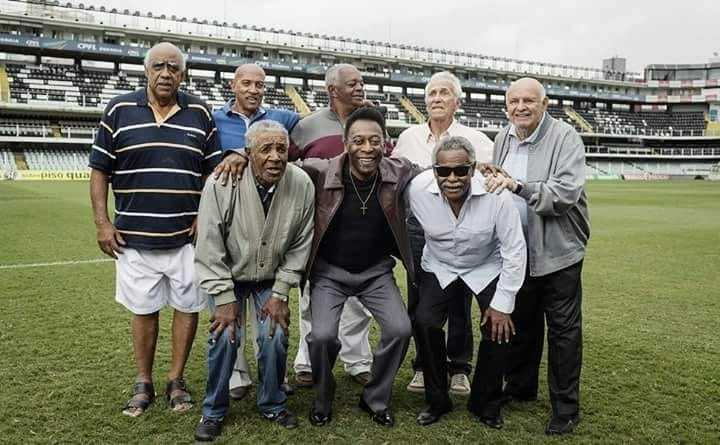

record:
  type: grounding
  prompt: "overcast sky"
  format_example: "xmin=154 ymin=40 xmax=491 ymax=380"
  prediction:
xmin=80 ymin=0 xmax=720 ymax=73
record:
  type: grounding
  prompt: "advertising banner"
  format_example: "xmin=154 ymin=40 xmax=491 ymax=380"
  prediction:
xmin=16 ymin=170 xmax=90 ymax=181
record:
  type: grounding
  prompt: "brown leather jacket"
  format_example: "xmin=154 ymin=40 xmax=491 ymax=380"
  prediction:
xmin=302 ymin=153 xmax=420 ymax=283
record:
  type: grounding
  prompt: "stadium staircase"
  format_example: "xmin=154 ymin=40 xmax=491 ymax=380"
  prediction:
xmin=705 ymin=115 xmax=720 ymax=137
xmin=0 ymin=65 xmax=9 ymax=102
xmin=13 ymin=151 xmax=27 ymax=170
xmin=285 ymin=86 xmax=311 ymax=115
xmin=564 ymin=106 xmax=594 ymax=133
xmin=627 ymin=161 xmax=652 ymax=174
xmin=399 ymin=96 xmax=426 ymax=124
xmin=586 ymin=162 xmax=610 ymax=176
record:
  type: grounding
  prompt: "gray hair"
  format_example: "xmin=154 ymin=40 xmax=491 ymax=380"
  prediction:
xmin=143 ymin=42 xmax=187 ymax=72
xmin=431 ymin=136 xmax=476 ymax=165
xmin=245 ymin=120 xmax=289 ymax=152
xmin=425 ymin=71 xmax=463 ymax=99
xmin=325 ymin=63 xmax=358 ymax=89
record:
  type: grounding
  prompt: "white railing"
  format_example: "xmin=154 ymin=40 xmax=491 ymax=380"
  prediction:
xmin=0 ymin=0 xmax=643 ymax=82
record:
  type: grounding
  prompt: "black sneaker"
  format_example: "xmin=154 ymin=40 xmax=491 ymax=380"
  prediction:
xmin=263 ymin=409 xmax=299 ymax=429
xmin=546 ymin=414 xmax=579 ymax=435
xmin=194 ymin=416 xmax=222 ymax=442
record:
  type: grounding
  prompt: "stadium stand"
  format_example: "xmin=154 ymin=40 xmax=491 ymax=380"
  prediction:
xmin=1 ymin=148 xmax=17 ymax=178
xmin=0 ymin=1 xmax=718 ymax=180
xmin=23 ymin=148 xmax=89 ymax=171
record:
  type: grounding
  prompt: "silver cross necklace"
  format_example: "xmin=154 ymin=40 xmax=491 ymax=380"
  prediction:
xmin=348 ymin=164 xmax=378 ymax=216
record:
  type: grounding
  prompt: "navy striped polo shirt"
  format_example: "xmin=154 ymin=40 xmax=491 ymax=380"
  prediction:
xmin=89 ymin=88 xmax=222 ymax=250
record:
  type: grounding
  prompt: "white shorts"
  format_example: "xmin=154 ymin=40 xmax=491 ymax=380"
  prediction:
xmin=115 ymin=244 xmax=206 ymax=315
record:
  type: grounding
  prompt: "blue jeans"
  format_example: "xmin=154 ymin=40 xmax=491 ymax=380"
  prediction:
xmin=201 ymin=282 xmax=288 ymax=419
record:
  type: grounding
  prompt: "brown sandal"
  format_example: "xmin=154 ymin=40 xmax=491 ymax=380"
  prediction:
xmin=166 ymin=377 xmax=193 ymax=412
xmin=122 ymin=382 xmax=155 ymax=417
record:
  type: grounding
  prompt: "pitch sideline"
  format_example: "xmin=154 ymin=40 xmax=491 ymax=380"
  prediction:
xmin=0 ymin=258 xmax=113 ymax=270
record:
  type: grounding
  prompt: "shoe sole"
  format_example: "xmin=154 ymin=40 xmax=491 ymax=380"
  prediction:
xmin=448 ymin=388 xmax=471 ymax=396
xmin=406 ymin=385 xmax=425 ymax=394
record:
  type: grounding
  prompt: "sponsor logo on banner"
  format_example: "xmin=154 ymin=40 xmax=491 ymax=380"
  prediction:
xmin=623 ymin=173 xmax=670 ymax=181
xmin=17 ymin=170 xmax=91 ymax=181
xmin=77 ymin=43 xmax=98 ymax=51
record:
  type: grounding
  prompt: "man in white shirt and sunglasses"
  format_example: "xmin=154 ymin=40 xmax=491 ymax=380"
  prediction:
xmin=407 ymin=136 xmax=526 ymax=429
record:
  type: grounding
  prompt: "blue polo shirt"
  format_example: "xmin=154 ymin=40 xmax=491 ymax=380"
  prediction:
xmin=89 ymin=88 xmax=221 ymax=250
xmin=213 ymin=100 xmax=300 ymax=152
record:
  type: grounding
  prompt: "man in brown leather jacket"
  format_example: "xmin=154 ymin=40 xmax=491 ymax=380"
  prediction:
xmin=301 ymin=107 xmax=419 ymax=428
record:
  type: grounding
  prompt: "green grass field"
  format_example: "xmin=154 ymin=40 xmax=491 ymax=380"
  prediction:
xmin=1 ymin=180 xmax=719 ymax=444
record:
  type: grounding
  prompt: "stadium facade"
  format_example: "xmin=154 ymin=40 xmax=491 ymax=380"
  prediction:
xmin=1 ymin=0 xmax=719 ymax=180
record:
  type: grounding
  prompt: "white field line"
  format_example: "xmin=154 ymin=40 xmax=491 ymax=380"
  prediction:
xmin=0 ymin=258 xmax=113 ymax=270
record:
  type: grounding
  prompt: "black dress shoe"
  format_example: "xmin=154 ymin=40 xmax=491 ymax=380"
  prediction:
xmin=309 ymin=408 xmax=332 ymax=426
xmin=416 ymin=406 xmax=451 ymax=426
xmin=194 ymin=416 xmax=222 ymax=442
xmin=546 ymin=414 xmax=579 ymax=435
xmin=479 ymin=416 xmax=504 ymax=430
xmin=358 ymin=397 xmax=395 ymax=427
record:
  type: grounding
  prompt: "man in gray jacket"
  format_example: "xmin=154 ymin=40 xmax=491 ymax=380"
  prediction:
xmin=193 ymin=120 xmax=315 ymax=441
xmin=486 ymin=77 xmax=590 ymax=435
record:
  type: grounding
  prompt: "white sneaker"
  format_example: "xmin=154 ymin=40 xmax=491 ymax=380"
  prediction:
xmin=406 ymin=371 xmax=425 ymax=393
xmin=449 ymin=373 xmax=471 ymax=395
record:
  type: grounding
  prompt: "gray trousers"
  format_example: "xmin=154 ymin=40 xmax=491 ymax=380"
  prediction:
xmin=308 ymin=257 xmax=411 ymax=416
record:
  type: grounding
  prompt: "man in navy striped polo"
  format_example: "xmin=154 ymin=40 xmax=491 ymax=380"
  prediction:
xmin=89 ymin=42 xmax=221 ymax=418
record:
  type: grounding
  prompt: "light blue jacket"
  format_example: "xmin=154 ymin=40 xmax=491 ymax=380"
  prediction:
xmin=494 ymin=113 xmax=590 ymax=277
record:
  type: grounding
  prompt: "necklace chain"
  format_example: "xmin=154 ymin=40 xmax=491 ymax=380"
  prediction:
xmin=348 ymin=164 xmax=378 ymax=216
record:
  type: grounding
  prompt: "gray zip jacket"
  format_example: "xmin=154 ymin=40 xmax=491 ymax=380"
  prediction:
xmin=195 ymin=163 xmax=315 ymax=305
xmin=494 ymin=113 xmax=590 ymax=277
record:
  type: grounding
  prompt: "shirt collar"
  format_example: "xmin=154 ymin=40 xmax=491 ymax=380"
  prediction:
xmin=136 ymin=87 xmax=188 ymax=108
xmin=425 ymin=119 xmax=458 ymax=144
xmin=222 ymin=99 xmax=266 ymax=119
xmin=509 ymin=112 xmax=547 ymax=143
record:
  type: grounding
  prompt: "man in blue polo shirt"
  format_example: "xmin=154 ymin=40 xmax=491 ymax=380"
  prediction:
xmin=211 ymin=63 xmax=299 ymax=400
xmin=89 ymin=42 xmax=221 ymax=418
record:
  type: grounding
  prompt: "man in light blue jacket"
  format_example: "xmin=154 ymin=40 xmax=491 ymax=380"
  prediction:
xmin=486 ymin=77 xmax=590 ymax=435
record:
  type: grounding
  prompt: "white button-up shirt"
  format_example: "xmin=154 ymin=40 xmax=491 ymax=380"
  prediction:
xmin=407 ymin=170 xmax=527 ymax=313
xmin=500 ymin=113 xmax=547 ymax=231
xmin=392 ymin=120 xmax=494 ymax=168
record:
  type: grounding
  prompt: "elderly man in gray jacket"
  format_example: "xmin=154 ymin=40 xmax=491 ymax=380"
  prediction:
xmin=486 ymin=77 xmax=590 ymax=435
xmin=193 ymin=120 xmax=315 ymax=441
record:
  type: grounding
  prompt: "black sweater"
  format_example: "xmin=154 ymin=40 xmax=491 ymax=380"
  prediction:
xmin=317 ymin=164 xmax=397 ymax=272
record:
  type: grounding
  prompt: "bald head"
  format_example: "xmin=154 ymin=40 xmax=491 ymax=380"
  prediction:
xmin=231 ymin=63 xmax=266 ymax=117
xmin=507 ymin=77 xmax=546 ymax=101
xmin=234 ymin=63 xmax=266 ymax=79
xmin=506 ymin=77 xmax=549 ymax=139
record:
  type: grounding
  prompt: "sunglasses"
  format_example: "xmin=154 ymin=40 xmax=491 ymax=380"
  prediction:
xmin=433 ymin=163 xmax=473 ymax=177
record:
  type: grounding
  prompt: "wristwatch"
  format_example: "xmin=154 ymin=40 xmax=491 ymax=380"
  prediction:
xmin=513 ymin=180 xmax=523 ymax=195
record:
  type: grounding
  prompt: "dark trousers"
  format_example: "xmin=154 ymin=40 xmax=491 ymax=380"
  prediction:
xmin=415 ymin=271 xmax=508 ymax=418
xmin=308 ymin=257 xmax=412 ymax=416
xmin=407 ymin=214 xmax=473 ymax=375
xmin=504 ymin=260 xmax=584 ymax=417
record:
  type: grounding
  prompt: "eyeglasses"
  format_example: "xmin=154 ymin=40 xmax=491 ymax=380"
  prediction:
xmin=433 ymin=163 xmax=473 ymax=177
xmin=149 ymin=60 xmax=182 ymax=74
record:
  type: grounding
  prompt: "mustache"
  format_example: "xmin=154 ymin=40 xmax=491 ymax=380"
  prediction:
xmin=440 ymin=178 xmax=464 ymax=187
